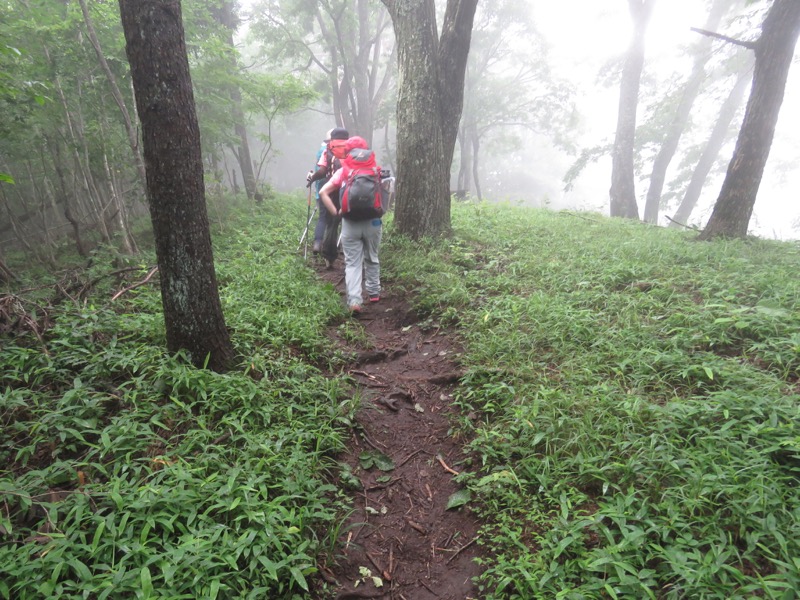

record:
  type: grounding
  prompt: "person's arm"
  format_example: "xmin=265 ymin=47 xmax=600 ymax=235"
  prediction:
xmin=307 ymin=165 xmax=327 ymax=185
xmin=319 ymin=180 xmax=340 ymax=216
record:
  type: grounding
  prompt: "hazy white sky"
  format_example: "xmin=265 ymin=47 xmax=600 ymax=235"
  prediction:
xmin=244 ymin=0 xmax=799 ymax=238
xmin=531 ymin=1 xmax=800 ymax=239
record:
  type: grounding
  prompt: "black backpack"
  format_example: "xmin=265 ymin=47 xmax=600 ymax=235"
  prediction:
xmin=340 ymin=149 xmax=383 ymax=220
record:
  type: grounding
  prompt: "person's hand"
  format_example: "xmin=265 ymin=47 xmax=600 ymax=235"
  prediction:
xmin=306 ymin=170 xmax=313 ymax=186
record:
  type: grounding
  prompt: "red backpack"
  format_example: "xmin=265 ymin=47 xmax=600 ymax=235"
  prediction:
xmin=340 ymin=148 xmax=383 ymax=220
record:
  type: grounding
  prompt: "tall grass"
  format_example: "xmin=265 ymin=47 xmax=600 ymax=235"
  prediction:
xmin=0 ymin=197 xmax=356 ymax=599
xmin=385 ymin=202 xmax=800 ymax=599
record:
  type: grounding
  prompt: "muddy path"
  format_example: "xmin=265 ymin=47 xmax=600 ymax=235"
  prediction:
xmin=309 ymin=255 xmax=485 ymax=600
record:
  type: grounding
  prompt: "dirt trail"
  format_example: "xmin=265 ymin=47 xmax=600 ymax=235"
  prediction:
xmin=310 ymin=257 xmax=484 ymax=600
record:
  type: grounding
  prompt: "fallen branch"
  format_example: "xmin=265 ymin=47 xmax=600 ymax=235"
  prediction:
xmin=396 ymin=448 xmax=424 ymax=469
xmin=110 ymin=266 xmax=159 ymax=301
xmin=418 ymin=579 xmax=439 ymax=596
xmin=691 ymin=27 xmax=757 ymax=50
xmin=665 ymin=215 xmax=700 ymax=231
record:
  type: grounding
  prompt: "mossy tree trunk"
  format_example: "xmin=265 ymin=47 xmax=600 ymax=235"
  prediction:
xmin=118 ymin=0 xmax=235 ymax=372
xmin=381 ymin=0 xmax=478 ymax=240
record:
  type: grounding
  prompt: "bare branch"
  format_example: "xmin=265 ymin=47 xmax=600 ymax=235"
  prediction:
xmin=691 ymin=27 xmax=757 ymax=50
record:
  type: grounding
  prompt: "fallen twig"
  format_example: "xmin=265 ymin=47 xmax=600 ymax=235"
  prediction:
xmin=418 ymin=579 xmax=439 ymax=596
xmin=366 ymin=551 xmax=391 ymax=582
xmin=407 ymin=520 xmax=427 ymax=535
xmin=446 ymin=536 xmax=479 ymax=564
xmin=436 ymin=454 xmax=459 ymax=476
xmin=396 ymin=448 xmax=424 ymax=468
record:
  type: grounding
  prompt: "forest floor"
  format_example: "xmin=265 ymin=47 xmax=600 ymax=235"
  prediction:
xmin=308 ymin=251 xmax=486 ymax=600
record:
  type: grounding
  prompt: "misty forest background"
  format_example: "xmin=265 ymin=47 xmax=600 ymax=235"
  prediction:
xmin=2 ymin=0 xmax=800 ymax=260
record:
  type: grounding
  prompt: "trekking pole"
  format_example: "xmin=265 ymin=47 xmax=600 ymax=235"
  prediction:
xmin=297 ymin=205 xmax=318 ymax=254
xmin=298 ymin=185 xmax=313 ymax=258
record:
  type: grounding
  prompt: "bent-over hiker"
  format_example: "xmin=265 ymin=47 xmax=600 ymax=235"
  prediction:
xmin=306 ymin=127 xmax=348 ymax=268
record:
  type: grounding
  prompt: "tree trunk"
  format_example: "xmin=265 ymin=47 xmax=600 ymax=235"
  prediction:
xmin=44 ymin=45 xmax=112 ymax=244
xmin=700 ymin=0 xmax=800 ymax=240
xmin=471 ymin=130 xmax=482 ymax=200
xmin=643 ymin=0 xmax=731 ymax=223
xmin=119 ymin=0 xmax=235 ymax=372
xmin=47 ymin=135 xmax=88 ymax=257
xmin=213 ymin=1 xmax=258 ymax=201
xmin=316 ymin=1 xmax=395 ymax=144
xmin=610 ymin=0 xmax=655 ymax=220
xmin=0 ymin=255 xmax=17 ymax=284
xmin=381 ymin=0 xmax=478 ymax=240
xmin=670 ymin=66 xmax=750 ymax=228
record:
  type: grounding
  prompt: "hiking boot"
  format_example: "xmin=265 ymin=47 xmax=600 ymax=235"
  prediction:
xmin=368 ymin=294 xmax=380 ymax=303
xmin=312 ymin=240 xmax=321 ymax=253
xmin=349 ymin=304 xmax=362 ymax=316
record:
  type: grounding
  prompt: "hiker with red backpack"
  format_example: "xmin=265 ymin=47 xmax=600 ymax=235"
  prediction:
xmin=306 ymin=127 xmax=349 ymax=267
xmin=318 ymin=136 xmax=385 ymax=314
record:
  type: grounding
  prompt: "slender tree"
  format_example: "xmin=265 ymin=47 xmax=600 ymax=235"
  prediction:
xmin=642 ymin=0 xmax=735 ymax=224
xmin=77 ymin=0 xmax=147 ymax=190
xmin=456 ymin=0 xmax=576 ymax=200
xmin=700 ymin=0 xmax=800 ymax=240
xmin=118 ymin=0 xmax=235 ymax=372
xmin=212 ymin=1 xmax=258 ymax=201
xmin=610 ymin=0 xmax=655 ymax=220
xmin=248 ymin=0 xmax=395 ymax=145
xmin=669 ymin=65 xmax=751 ymax=228
xmin=381 ymin=0 xmax=478 ymax=240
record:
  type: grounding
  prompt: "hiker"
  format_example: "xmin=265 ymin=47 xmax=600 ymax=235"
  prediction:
xmin=318 ymin=136 xmax=384 ymax=314
xmin=306 ymin=127 xmax=349 ymax=267
xmin=305 ymin=130 xmax=330 ymax=254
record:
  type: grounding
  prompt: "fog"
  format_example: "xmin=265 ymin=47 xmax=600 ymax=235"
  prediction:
xmin=243 ymin=1 xmax=800 ymax=240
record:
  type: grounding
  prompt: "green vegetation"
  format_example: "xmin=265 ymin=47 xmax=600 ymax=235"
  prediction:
xmin=2 ymin=198 xmax=800 ymax=599
xmin=0 ymin=199 xmax=356 ymax=599
xmin=387 ymin=202 xmax=800 ymax=599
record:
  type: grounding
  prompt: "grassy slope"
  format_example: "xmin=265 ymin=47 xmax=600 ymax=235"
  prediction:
xmin=1 ymin=199 xmax=360 ymax=599
xmin=2 ymin=198 xmax=799 ymax=599
xmin=386 ymin=202 xmax=800 ymax=600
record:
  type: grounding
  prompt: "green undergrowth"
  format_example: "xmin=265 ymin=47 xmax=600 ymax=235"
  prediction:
xmin=0 ymin=196 xmax=358 ymax=599
xmin=384 ymin=202 xmax=800 ymax=599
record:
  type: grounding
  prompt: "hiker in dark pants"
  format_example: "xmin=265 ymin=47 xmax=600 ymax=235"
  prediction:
xmin=306 ymin=127 xmax=349 ymax=268
xmin=318 ymin=136 xmax=383 ymax=314
xmin=308 ymin=131 xmax=329 ymax=254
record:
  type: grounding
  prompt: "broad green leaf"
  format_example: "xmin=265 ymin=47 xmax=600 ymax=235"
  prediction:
xmin=139 ymin=567 xmax=153 ymax=598
xmin=446 ymin=489 xmax=471 ymax=510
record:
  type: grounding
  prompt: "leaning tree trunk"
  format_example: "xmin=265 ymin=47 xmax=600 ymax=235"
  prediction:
xmin=119 ymin=0 xmax=235 ymax=372
xmin=381 ymin=0 xmax=478 ymax=240
xmin=670 ymin=66 xmax=750 ymax=228
xmin=643 ymin=0 xmax=731 ymax=224
xmin=78 ymin=0 xmax=147 ymax=190
xmin=700 ymin=0 xmax=800 ymax=240
xmin=610 ymin=0 xmax=655 ymax=220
